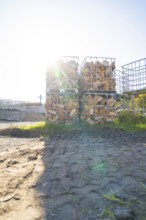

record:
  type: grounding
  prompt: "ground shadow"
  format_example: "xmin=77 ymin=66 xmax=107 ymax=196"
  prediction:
xmin=35 ymin=127 xmax=146 ymax=219
xmin=0 ymin=127 xmax=42 ymax=138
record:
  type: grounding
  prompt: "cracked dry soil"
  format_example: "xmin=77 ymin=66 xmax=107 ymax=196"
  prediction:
xmin=0 ymin=127 xmax=146 ymax=220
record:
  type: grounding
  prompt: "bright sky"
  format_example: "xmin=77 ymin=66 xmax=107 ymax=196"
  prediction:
xmin=0 ymin=0 xmax=146 ymax=101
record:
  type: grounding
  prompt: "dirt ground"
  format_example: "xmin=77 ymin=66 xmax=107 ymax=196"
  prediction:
xmin=0 ymin=125 xmax=146 ymax=220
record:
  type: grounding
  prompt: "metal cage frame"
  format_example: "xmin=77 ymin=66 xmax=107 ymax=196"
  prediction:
xmin=122 ymin=58 xmax=146 ymax=93
xmin=80 ymin=91 xmax=117 ymax=123
xmin=46 ymin=56 xmax=79 ymax=91
xmin=46 ymin=89 xmax=79 ymax=124
xmin=80 ymin=56 xmax=116 ymax=91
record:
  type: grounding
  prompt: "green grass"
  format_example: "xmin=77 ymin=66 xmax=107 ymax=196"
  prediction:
xmin=100 ymin=208 xmax=115 ymax=219
xmin=139 ymin=182 xmax=146 ymax=191
xmin=0 ymin=121 xmax=79 ymax=138
xmin=103 ymin=194 xmax=126 ymax=205
xmin=17 ymin=121 xmax=78 ymax=137
xmin=106 ymin=111 xmax=146 ymax=132
xmin=18 ymin=122 xmax=45 ymax=130
xmin=23 ymin=118 xmax=146 ymax=133
xmin=1 ymin=114 xmax=146 ymax=138
xmin=106 ymin=119 xmax=146 ymax=132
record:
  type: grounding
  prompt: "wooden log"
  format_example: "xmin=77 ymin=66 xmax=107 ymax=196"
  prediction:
xmin=107 ymin=97 xmax=116 ymax=107
xmin=46 ymin=59 xmax=79 ymax=90
xmin=70 ymin=109 xmax=77 ymax=117
xmin=93 ymin=80 xmax=102 ymax=89
xmin=81 ymin=60 xmax=116 ymax=91
xmin=105 ymin=116 xmax=113 ymax=122
xmin=46 ymin=93 xmax=78 ymax=123
xmin=86 ymin=118 xmax=95 ymax=125
xmin=81 ymin=93 xmax=116 ymax=124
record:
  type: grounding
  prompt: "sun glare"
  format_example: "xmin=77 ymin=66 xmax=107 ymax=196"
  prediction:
xmin=47 ymin=55 xmax=58 ymax=68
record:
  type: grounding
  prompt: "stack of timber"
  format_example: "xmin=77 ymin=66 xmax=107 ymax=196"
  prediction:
xmin=46 ymin=58 xmax=79 ymax=92
xmin=79 ymin=57 xmax=117 ymax=124
xmin=81 ymin=93 xmax=116 ymax=124
xmin=45 ymin=92 xmax=78 ymax=124
xmin=45 ymin=56 xmax=117 ymax=124
xmin=81 ymin=59 xmax=116 ymax=91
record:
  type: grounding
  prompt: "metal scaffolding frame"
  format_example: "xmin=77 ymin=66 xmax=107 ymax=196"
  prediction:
xmin=114 ymin=69 xmax=124 ymax=94
xmin=115 ymin=58 xmax=146 ymax=114
xmin=122 ymin=58 xmax=146 ymax=93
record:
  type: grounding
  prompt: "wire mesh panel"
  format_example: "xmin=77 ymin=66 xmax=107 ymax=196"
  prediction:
xmin=114 ymin=70 xmax=124 ymax=94
xmin=46 ymin=56 xmax=79 ymax=91
xmin=122 ymin=58 xmax=146 ymax=93
xmin=80 ymin=57 xmax=116 ymax=91
xmin=81 ymin=92 xmax=117 ymax=124
xmin=45 ymin=90 xmax=78 ymax=124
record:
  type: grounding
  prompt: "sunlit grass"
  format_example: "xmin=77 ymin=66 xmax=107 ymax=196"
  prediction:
xmin=136 ymin=123 xmax=146 ymax=130
xmin=0 ymin=121 xmax=80 ymax=137
xmin=100 ymin=208 xmax=115 ymax=219
xmin=107 ymin=121 xmax=146 ymax=132
xmin=105 ymin=115 xmax=146 ymax=132
xmin=18 ymin=120 xmax=146 ymax=133
xmin=18 ymin=122 xmax=46 ymax=130
xmin=106 ymin=111 xmax=146 ymax=132
xmin=103 ymin=194 xmax=126 ymax=205
xmin=17 ymin=121 xmax=78 ymax=137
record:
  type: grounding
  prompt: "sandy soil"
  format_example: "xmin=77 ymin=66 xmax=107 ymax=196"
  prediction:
xmin=0 ymin=137 xmax=44 ymax=220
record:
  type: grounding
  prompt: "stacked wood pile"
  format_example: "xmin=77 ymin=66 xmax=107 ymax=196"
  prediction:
xmin=81 ymin=60 xmax=116 ymax=91
xmin=45 ymin=56 xmax=117 ymax=124
xmin=46 ymin=57 xmax=79 ymax=123
xmin=81 ymin=94 xmax=116 ymax=124
xmin=46 ymin=59 xmax=79 ymax=91
xmin=45 ymin=93 xmax=78 ymax=123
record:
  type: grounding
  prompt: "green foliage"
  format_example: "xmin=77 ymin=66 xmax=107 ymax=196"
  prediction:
xmin=140 ymin=215 xmax=146 ymax=220
xmin=18 ymin=122 xmax=77 ymax=136
xmin=106 ymin=111 xmax=146 ymax=132
xmin=139 ymin=182 xmax=146 ymax=191
xmin=0 ymin=122 xmax=78 ymax=137
xmin=117 ymin=111 xmax=146 ymax=124
xmin=18 ymin=122 xmax=46 ymax=130
xmin=103 ymin=194 xmax=126 ymax=205
xmin=101 ymin=208 xmax=115 ymax=219
xmin=107 ymin=121 xmax=146 ymax=132
xmin=136 ymin=123 xmax=146 ymax=130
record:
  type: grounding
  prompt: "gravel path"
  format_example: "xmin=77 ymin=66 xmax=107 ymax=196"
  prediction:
xmin=0 ymin=127 xmax=146 ymax=219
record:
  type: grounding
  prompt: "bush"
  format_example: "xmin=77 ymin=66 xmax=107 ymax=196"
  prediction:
xmin=117 ymin=110 xmax=146 ymax=124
